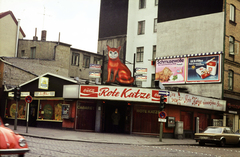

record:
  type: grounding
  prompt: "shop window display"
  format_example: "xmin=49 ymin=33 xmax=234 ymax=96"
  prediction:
xmin=5 ymin=100 xmax=26 ymax=119
xmin=38 ymin=100 xmax=63 ymax=121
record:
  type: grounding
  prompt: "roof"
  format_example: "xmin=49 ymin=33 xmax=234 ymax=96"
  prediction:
xmin=5 ymin=72 xmax=78 ymax=92
xmin=0 ymin=11 xmax=26 ymax=37
xmin=155 ymin=51 xmax=223 ymax=60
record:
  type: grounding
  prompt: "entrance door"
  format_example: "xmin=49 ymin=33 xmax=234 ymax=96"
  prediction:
xmin=76 ymin=102 xmax=96 ymax=131
xmin=29 ymin=100 xmax=38 ymax=127
xmin=103 ymin=101 xmax=130 ymax=134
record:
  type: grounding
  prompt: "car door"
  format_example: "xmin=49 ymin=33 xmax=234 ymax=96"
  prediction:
xmin=224 ymin=127 xmax=238 ymax=144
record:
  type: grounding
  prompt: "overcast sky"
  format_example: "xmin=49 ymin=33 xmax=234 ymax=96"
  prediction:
xmin=0 ymin=0 xmax=100 ymax=53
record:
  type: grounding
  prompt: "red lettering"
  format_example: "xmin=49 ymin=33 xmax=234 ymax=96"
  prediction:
xmin=99 ymin=87 xmax=120 ymax=97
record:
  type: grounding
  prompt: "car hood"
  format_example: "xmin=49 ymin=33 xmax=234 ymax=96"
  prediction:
xmin=0 ymin=126 xmax=19 ymax=149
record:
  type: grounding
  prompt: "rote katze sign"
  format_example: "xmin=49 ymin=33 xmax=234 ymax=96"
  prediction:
xmin=79 ymin=85 xmax=161 ymax=103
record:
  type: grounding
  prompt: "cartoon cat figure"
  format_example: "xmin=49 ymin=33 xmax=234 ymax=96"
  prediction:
xmin=106 ymin=45 xmax=134 ymax=84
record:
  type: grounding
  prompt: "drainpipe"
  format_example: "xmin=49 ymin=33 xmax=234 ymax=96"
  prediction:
xmin=222 ymin=0 xmax=226 ymax=100
xmin=222 ymin=0 xmax=226 ymax=126
xmin=15 ymin=19 xmax=20 ymax=57
xmin=53 ymin=32 xmax=60 ymax=60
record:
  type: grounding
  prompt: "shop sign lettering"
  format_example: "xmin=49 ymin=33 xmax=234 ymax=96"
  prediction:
xmin=136 ymin=109 xmax=159 ymax=114
xmin=169 ymin=91 xmax=226 ymax=111
xmin=80 ymin=85 xmax=160 ymax=103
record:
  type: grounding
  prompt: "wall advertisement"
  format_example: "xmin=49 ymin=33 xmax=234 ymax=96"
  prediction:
xmin=187 ymin=55 xmax=221 ymax=83
xmin=155 ymin=58 xmax=186 ymax=84
xmin=168 ymin=91 xmax=226 ymax=111
xmin=155 ymin=54 xmax=221 ymax=84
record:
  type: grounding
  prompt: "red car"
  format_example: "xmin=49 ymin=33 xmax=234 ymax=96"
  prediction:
xmin=0 ymin=117 xmax=29 ymax=157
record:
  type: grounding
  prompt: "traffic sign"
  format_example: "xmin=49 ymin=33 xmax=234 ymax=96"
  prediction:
xmin=25 ymin=95 xmax=33 ymax=103
xmin=158 ymin=90 xmax=170 ymax=96
xmin=158 ymin=118 xmax=167 ymax=122
xmin=158 ymin=111 xmax=167 ymax=119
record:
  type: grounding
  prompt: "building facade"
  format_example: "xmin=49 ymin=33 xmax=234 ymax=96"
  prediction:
xmin=156 ymin=0 xmax=240 ymax=132
xmin=0 ymin=11 xmax=25 ymax=57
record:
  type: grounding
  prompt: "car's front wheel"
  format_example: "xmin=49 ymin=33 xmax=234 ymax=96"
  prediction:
xmin=199 ymin=141 xmax=205 ymax=146
xmin=219 ymin=139 xmax=225 ymax=147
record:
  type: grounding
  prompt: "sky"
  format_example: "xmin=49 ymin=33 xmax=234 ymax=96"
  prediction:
xmin=0 ymin=0 xmax=100 ymax=53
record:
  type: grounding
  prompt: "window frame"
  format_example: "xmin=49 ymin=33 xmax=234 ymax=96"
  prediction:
xmin=229 ymin=36 xmax=235 ymax=55
xmin=154 ymin=18 xmax=157 ymax=33
xmin=228 ymin=70 xmax=233 ymax=90
xmin=139 ymin=0 xmax=146 ymax=9
xmin=31 ymin=47 xmax=36 ymax=59
xmin=138 ymin=20 xmax=145 ymax=35
xmin=152 ymin=45 xmax=156 ymax=60
xmin=230 ymin=4 xmax=235 ymax=22
xmin=83 ymin=55 xmax=90 ymax=68
xmin=136 ymin=47 xmax=144 ymax=62
xmin=21 ymin=50 xmax=25 ymax=57
xmin=94 ymin=57 xmax=102 ymax=65
xmin=71 ymin=52 xmax=80 ymax=66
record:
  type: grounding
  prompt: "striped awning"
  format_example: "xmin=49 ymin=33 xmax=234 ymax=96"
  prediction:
xmin=155 ymin=51 xmax=223 ymax=60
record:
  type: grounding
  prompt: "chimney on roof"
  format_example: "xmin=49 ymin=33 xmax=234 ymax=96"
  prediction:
xmin=41 ymin=30 xmax=47 ymax=41
xmin=33 ymin=28 xmax=38 ymax=41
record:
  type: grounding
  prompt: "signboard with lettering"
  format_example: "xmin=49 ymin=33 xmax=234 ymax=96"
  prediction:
xmin=155 ymin=58 xmax=186 ymax=84
xmin=79 ymin=85 xmax=161 ymax=103
xmin=187 ymin=54 xmax=221 ymax=83
xmin=38 ymin=77 xmax=49 ymax=90
xmin=168 ymin=91 xmax=226 ymax=111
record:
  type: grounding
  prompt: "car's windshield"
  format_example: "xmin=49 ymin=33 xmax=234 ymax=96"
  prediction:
xmin=204 ymin=127 xmax=222 ymax=133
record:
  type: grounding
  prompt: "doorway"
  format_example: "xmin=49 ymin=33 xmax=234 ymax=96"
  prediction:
xmin=29 ymin=100 xmax=38 ymax=127
xmin=102 ymin=101 xmax=130 ymax=134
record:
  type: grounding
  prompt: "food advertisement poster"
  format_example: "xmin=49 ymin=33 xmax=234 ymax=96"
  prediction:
xmin=187 ymin=55 xmax=221 ymax=83
xmin=155 ymin=58 xmax=186 ymax=84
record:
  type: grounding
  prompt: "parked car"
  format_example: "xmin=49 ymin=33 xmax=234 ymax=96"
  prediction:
xmin=194 ymin=126 xmax=240 ymax=147
xmin=0 ymin=117 xmax=29 ymax=157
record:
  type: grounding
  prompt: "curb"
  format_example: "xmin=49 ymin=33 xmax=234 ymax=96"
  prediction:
xmin=19 ymin=133 xmax=198 ymax=146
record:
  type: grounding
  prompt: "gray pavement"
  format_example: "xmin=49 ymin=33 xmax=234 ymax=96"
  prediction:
xmin=8 ymin=125 xmax=197 ymax=146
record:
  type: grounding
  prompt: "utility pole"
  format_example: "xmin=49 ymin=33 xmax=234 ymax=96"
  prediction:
xmin=159 ymin=95 xmax=166 ymax=142
xmin=14 ymin=86 xmax=21 ymax=130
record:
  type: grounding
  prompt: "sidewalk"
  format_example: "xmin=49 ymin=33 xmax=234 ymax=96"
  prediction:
xmin=9 ymin=125 xmax=197 ymax=146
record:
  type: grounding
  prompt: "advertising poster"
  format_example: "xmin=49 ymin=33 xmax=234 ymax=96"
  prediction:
xmin=155 ymin=58 xmax=186 ymax=84
xmin=187 ymin=55 xmax=221 ymax=83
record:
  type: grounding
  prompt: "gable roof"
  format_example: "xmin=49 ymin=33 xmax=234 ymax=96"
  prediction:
xmin=5 ymin=72 xmax=78 ymax=92
xmin=0 ymin=11 xmax=26 ymax=37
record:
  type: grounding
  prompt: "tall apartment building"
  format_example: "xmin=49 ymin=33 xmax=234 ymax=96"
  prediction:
xmin=126 ymin=0 xmax=158 ymax=87
xmin=156 ymin=0 xmax=240 ymax=132
xmin=98 ymin=0 xmax=158 ymax=87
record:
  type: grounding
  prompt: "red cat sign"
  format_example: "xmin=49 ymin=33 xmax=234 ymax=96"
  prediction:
xmin=106 ymin=45 xmax=134 ymax=85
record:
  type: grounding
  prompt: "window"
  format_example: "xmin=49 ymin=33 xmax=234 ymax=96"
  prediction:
xmin=138 ymin=21 xmax=145 ymax=35
xmin=136 ymin=47 xmax=144 ymax=62
xmin=83 ymin=55 xmax=90 ymax=68
xmin=155 ymin=0 xmax=158 ymax=6
xmin=230 ymin=4 xmax=235 ymax=22
xmin=38 ymin=100 xmax=63 ymax=121
xmin=229 ymin=36 xmax=235 ymax=55
xmin=228 ymin=70 xmax=233 ymax=90
xmin=71 ymin=52 xmax=80 ymax=66
xmin=31 ymin=47 xmax=36 ymax=59
xmin=21 ymin=50 xmax=25 ymax=57
xmin=152 ymin=45 xmax=156 ymax=60
xmin=5 ymin=100 xmax=26 ymax=119
xmin=154 ymin=18 xmax=157 ymax=32
xmin=151 ymin=74 xmax=155 ymax=87
xmin=139 ymin=0 xmax=146 ymax=9
xmin=94 ymin=57 xmax=102 ymax=65
xmin=136 ymin=81 xmax=142 ymax=87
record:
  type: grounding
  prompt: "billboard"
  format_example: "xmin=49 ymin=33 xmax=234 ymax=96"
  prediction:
xmin=155 ymin=58 xmax=186 ymax=84
xmin=186 ymin=54 xmax=221 ymax=83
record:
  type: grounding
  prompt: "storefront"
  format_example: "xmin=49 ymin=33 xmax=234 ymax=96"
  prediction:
xmin=3 ymin=73 xmax=77 ymax=129
xmin=63 ymin=85 xmax=226 ymax=138
xmin=224 ymin=98 xmax=240 ymax=132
